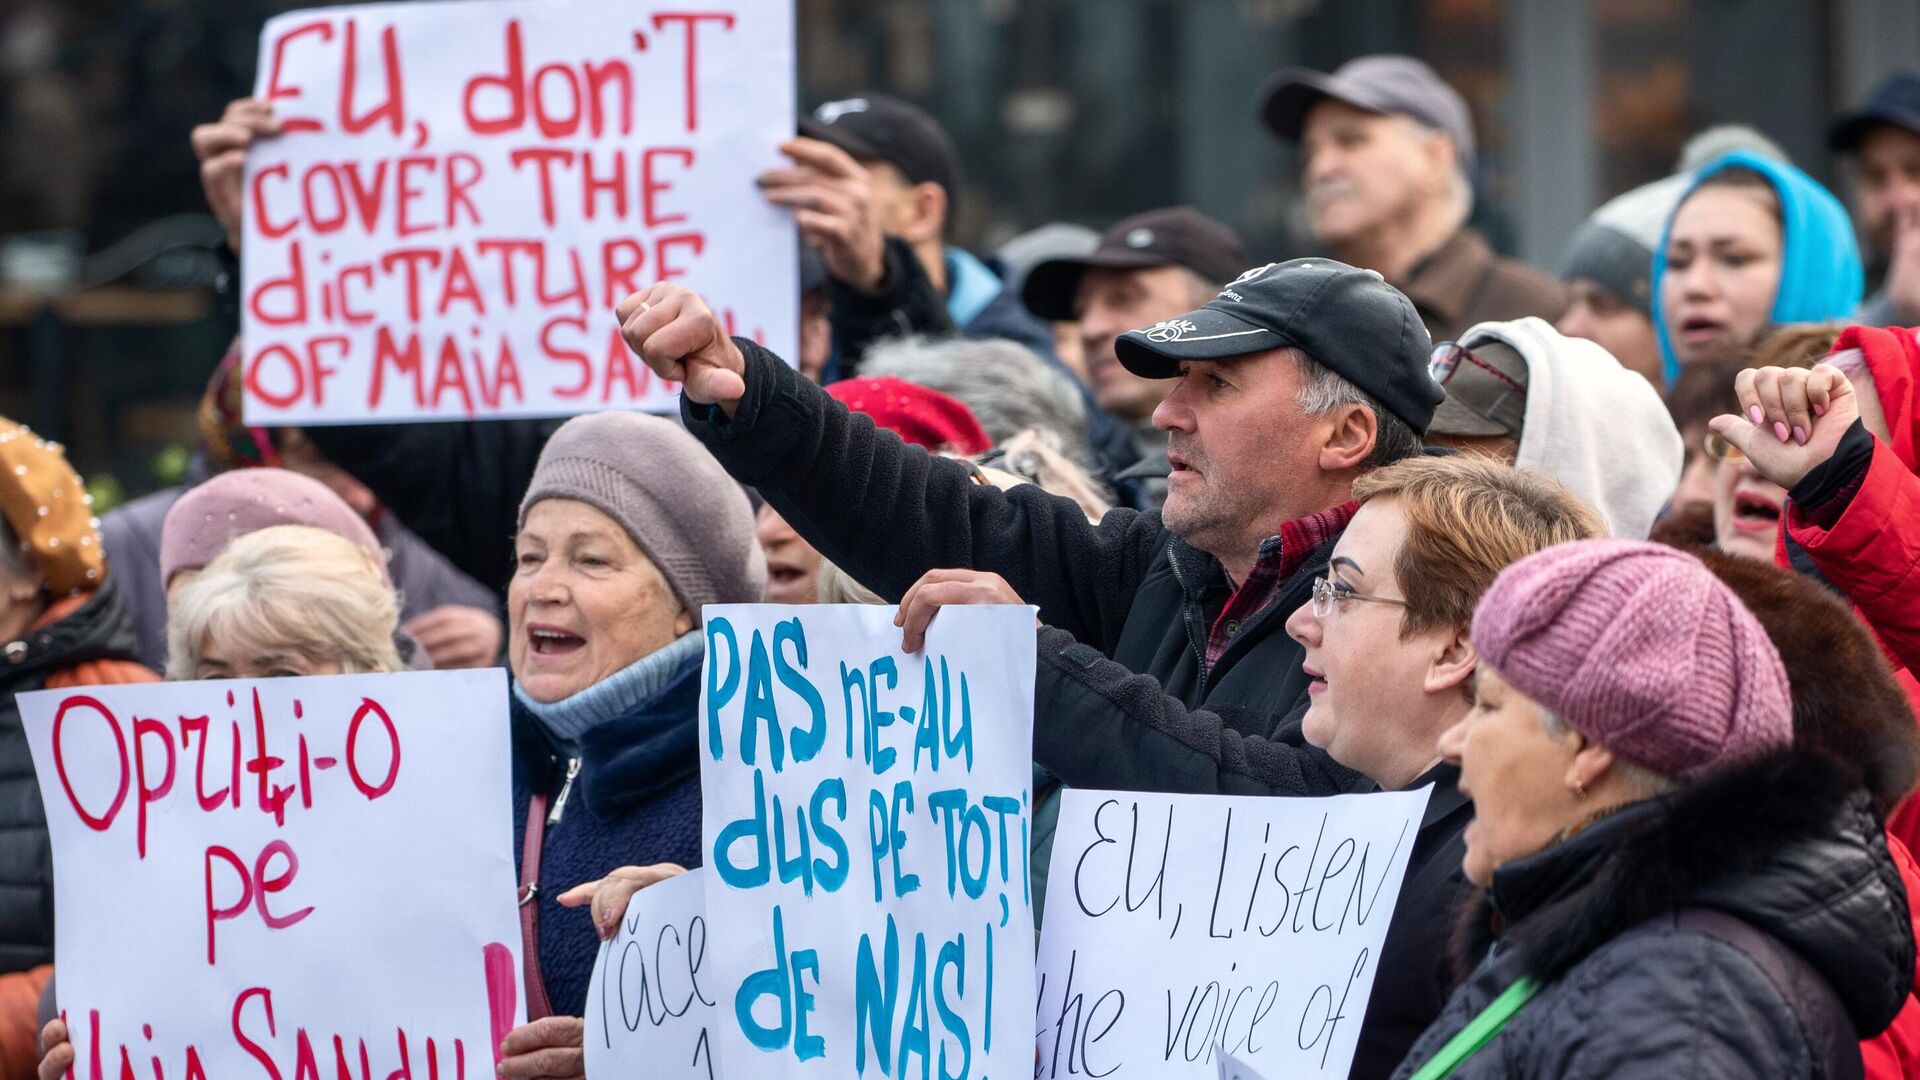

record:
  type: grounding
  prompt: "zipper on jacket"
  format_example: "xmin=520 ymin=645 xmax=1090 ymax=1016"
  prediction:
xmin=547 ymin=757 xmax=581 ymax=825
xmin=1165 ymin=552 xmax=1212 ymax=695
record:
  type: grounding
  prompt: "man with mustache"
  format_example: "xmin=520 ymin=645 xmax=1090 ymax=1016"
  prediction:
xmin=616 ymin=259 xmax=1442 ymax=885
xmin=1260 ymin=55 xmax=1564 ymax=340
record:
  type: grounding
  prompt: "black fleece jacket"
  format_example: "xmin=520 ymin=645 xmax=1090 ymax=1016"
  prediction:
xmin=681 ymin=339 xmax=1362 ymax=799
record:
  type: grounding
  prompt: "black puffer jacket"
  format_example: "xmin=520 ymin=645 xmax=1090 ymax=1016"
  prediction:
xmin=1391 ymin=751 xmax=1913 ymax=1079
xmin=0 ymin=579 xmax=150 ymax=972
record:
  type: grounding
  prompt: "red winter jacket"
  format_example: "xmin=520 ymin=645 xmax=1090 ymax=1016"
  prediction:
xmin=1864 ymin=833 xmax=1920 ymax=1079
xmin=1784 ymin=325 xmax=1920 ymax=682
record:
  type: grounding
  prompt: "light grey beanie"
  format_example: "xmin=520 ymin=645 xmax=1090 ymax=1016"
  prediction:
xmin=518 ymin=412 xmax=765 ymax=621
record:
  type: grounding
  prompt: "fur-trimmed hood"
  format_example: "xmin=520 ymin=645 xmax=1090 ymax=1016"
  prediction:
xmin=1460 ymin=749 xmax=1913 ymax=1036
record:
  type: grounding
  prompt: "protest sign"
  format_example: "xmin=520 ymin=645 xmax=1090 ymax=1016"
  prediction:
xmin=585 ymin=869 xmax=720 ymax=1080
xmin=1035 ymin=786 xmax=1433 ymax=1078
xmin=23 ymin=669 xmax=523 ymax=1080
xmin=241 ymin=0 xmax=797 ymax=424
xmin=698 ymin=604 xmax=1036 ymax=1078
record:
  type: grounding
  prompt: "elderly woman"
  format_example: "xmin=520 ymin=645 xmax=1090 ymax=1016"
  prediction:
xmin=1395 ymin=540 xmax=1911 ymax=1078
xmin=0 ymin=421 xmax=154 ymax=1076
xmin=497 ymin=412 xmax=763 ymax=1079
xmin=164 ymin=525 xmax=406 ymax=679
xmin=38 ymin=522 xmax=407 ymax=1080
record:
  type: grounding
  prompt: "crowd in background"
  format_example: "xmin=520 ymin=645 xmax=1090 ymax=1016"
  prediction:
xmin=0 ymin=45 xmax=1918 ymax=1080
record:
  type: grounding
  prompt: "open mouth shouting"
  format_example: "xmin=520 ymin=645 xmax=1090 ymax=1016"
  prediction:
xmin=524 ymin=623 xmax=586 ymax=658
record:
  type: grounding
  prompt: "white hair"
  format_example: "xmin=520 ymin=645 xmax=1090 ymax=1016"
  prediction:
xmin=858 ymin=336 xmax=1090 ymax=463
xmin=167 ymin=525 xmax=403 ymax=679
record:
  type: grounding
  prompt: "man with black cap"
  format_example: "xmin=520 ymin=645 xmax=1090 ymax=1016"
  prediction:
xmin=1021 ymin=206 xmax=1250 ymax=504
xmin=1830 ymin=70 xmax=1920 ymax=326
xmin=1259 ymin=55 xmax=1563 ymax=340
xmin=616 ymin=257 xmax=1438 ymax=792
xmin=758 ymin=94 xmax=1055 ymax=370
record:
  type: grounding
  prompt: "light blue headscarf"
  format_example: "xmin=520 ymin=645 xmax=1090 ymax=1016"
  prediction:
xmin=1651 ymin=150 xmax=1862 ymax=386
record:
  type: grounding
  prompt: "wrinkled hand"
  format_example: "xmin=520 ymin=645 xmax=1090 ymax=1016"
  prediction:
xmin=496 ymin=1016 xmax=583 ymax=1080
xmin=757 ymin=137 xmax=888 ymax=294
xmin=190 ymin=98 xmax=280 ymax=253
xmin=404 ymin=605 xmax=504 ymax=669
xmin=894 ymin=569 xmax=1030 ymax=654
xmin=1884 ymin=204 xmax=1920 ymax=324
xmin=38 ymin=1018 xmax=69 ymax=1080
xmin=616 ymin=284 xmax=747 ymax=415
xmin=556 ymin=863 xmax=688 ymax=940
xmin=1706 ymin=363 xmax=1859 ymax=490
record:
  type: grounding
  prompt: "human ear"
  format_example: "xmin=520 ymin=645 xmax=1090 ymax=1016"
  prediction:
xmin=1424 ymin=628 xmax=1477 ymax=696
xmin=1316 ymin=404 xmax=1377 ymax=472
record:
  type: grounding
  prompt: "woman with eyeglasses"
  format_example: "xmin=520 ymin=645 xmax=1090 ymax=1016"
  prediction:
xmin=889 ymin=454 xmax=1605 ymax=1078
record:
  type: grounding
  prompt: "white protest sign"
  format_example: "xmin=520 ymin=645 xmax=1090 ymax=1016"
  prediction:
xmin=585 ymin=868 xmax=720 ymax=1080
xmin=24 ymin=669 xmax=524 ymax=1078
xmin=241 ymin=0 xmax=797 ymax=424
xmin=698 ymin=604 xmax=1036 ymax=1078
xmin=1035 ymin=786 xmax=1432 ymax=1078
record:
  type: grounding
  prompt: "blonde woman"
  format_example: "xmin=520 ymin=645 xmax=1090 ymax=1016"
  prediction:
xmin=164 ymin=524 xmax=404 ymax=680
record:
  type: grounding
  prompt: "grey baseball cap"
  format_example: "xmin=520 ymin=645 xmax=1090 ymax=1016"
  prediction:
xmin=1259 ymin=55 xmax=1476 ymax=174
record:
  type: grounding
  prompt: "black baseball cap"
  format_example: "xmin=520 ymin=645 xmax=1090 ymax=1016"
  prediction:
xmin=1260 ymin=55 xmax=1477 ymax=174
xmin=805 ymin=95 xmax=960 ymax=195
xmin=1021 ymin=207 xmax=1250 ymax=321
xmin=1114 ymin=258 xmax=1443 ymax=434
xmin=1829 ymin=71 xmax=1920 ymax=152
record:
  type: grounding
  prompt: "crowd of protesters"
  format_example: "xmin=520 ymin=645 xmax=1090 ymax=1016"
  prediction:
xmin=1 ymin=50 xmax=1918 ymax=1080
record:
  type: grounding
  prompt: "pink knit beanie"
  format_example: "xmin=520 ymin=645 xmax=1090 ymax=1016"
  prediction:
xmin=161 ymin=468 xmax=386 ymax=586
xmin=1470 ymin=539 xmax=1791 ymax=777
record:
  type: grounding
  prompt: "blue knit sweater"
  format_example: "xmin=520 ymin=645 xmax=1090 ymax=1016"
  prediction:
xmin=510 ymin=633 xmax=706 ymax=1017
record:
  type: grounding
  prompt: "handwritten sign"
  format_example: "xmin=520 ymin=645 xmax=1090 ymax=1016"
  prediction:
xmin=24 ymin=670 xmax=524 ymax=1079
xmin=585 ymin=869 xmax=720 ymax=1080
xmin=241 ymin=0 xmax=797 ymax=424
xmin=698 ymin=604 xmax=1036 ymax=1078
xmin=1035 ymin=786 xmax=1432 ymax=1078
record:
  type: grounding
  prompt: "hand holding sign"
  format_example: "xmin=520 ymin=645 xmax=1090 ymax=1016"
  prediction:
xmin=557 ymin=861 xmax=689 ymax=940
xmin=757 ymin=138 xmax=888 ymax=295
xmin=192 ymin=98 xmax=280 ymax=252
xmin=617 ymin=284 xmax=747 ymax=415
xmin=894 ymin=568 xmax=1034 ymax=654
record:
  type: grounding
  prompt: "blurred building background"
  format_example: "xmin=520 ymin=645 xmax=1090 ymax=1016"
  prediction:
xmin=3 ymin=0 xmax=1917 ymax=501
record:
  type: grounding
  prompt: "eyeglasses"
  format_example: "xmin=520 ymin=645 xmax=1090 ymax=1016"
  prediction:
xmin=1310 ymin=575 xmax=1411 ymax=618
xmin=1702 ymin=431 xmax=1745 ymax=462
xmin=1429 ymin=341 xmax=1472 ymax=383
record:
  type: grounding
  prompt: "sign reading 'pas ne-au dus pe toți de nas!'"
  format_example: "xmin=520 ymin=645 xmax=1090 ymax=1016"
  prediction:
xmin=240 ymin=0 xmax=797 ymax=425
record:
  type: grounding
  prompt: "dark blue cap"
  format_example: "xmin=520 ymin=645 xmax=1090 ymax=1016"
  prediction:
xmin=1114 ymin=257 xmax=1442 ymax=434
xmin=1830 ymin=71 xmax=1920 ymax=152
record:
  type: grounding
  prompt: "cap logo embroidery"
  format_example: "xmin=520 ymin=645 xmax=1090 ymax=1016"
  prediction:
xmin=1142 ymin=318 xmax=1200 ymax=342
xmin=815 ymin=98 xmax=871 ymax=123
xmin=1125 ymin=228 xmax=1154 ymax=248
xmin=1229 ymin=262 xmax=1279 ymax=286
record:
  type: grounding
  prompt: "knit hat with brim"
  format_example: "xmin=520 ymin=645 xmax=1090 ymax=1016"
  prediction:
xmin=0 ymin=421 xmax=104 ymax=596
xmin=518 ymin=412 xmax=764 ymax=622
xmin=1470 ymin=539 xmax=1792 ymax=778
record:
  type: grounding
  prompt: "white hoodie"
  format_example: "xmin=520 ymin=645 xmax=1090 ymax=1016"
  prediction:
xmin=1456 ymin=317 xmax=1683 ymax=539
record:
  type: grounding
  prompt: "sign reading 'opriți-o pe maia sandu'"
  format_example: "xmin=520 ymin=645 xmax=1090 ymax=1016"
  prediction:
xmin=240 ymin=0 xmax=797 ymax=425
xmin=698 ymin=604 xmax=1037 ymax=1079
xmin=23 ymin=669 xmax=524 ymax=1080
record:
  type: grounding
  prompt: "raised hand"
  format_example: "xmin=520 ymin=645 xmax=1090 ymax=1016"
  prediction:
xmin=1706 ymin=363 xmax=1860 ymax=490
xmin=615 ymin=284 xmax=748 ymax=415
xmin=757 ymin=137 xmax=889 ymax=294
xmin=190 ymin=98 xmax=281 ymax=253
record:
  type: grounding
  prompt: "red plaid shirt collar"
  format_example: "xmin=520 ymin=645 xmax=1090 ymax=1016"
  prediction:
xmin=1205 ymin=501 xmax=1359 ymax=668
